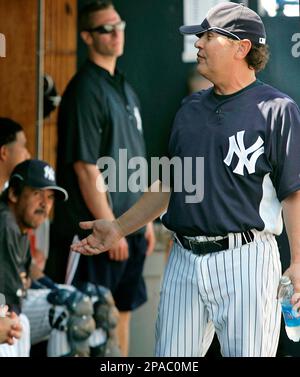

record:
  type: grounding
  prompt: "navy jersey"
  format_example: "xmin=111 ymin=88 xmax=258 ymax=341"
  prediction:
xmin=162 ymin=82 xmax=300 ymax=236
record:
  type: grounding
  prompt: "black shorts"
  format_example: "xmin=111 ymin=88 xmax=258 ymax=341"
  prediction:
xmin=73 ymin=233 xmax=148 ymax=311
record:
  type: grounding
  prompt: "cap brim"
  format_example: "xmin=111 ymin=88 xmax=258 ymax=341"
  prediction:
xmin=9 ymin=174 xmax=68 ymax=201
xmin=179 ymin=24 xmax=207 ymax=35
xmin=43 ymin=186 xmax=68 ymax=201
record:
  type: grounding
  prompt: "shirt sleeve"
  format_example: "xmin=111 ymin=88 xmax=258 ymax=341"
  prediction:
xmin=271 ymin=100 xmax=300 ymax=201
xmin=0 ymin=218 xmax=31 ymax=301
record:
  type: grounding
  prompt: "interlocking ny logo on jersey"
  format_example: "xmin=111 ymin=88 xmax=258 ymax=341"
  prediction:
xmin=223 ymin=131 xmax=264 ymax=176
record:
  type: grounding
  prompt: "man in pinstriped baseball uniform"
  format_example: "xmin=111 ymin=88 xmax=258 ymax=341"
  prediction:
xmin=71 ymin=2 xmax=300 ymax=357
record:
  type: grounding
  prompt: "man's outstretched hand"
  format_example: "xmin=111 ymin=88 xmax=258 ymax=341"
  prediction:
xmin=71 ymin=219 xmax=124 ymax=256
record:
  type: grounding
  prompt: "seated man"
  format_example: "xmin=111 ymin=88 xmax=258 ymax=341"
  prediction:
xmin=0 ymin=117 xmax=48 ymax=270
xmin=0 ymin=159 xmax=97 ymax=357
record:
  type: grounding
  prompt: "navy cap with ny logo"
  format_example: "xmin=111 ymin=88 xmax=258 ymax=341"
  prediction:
xmin=9 ymin=159 xmax=68 ymax=201
xmin=180 ymin=2 xmax=266 ymax=45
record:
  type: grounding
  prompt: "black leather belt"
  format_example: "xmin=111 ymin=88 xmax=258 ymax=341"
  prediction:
xmin=175 ymin=230 xmax=254 ymax=256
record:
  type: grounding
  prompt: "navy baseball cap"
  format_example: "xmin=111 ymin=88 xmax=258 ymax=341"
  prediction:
xmin=9 ymin=159 xmax=68 ymax=201
xmin=179 ymin=2 xmax=266 ymax=45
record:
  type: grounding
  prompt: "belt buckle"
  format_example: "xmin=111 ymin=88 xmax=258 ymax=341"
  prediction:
xmin=200 ymin=240 xmax=222 ymax=254
xmin=182 ymin=235 xmax=228 ymax=255
xmin=188 ymin=239 xmax=223 ymax=255
xmin=187 ymin=239 xmax=204 ymax=255
xmin=188 ymin=238 xmax=196 ymax=251
xmin=212 ymin=240 xmax=223 ymax=247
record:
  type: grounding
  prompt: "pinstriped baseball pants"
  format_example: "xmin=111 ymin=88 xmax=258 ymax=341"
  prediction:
xmin=155 ymin=231 xmax=282 ymax=357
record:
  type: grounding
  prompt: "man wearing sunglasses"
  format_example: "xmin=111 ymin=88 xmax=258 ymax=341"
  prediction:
xmin=47 ymin=0 xmax=155 ymax=357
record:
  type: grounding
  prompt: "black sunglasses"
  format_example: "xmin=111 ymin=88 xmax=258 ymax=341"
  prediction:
xmin=86 ymin=20 xmax=126 ymax=34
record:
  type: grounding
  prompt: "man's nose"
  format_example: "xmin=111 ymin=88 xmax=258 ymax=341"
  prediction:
xmin=39 ymin=192 xmax=47 ymax=206
xmin=194 ymin=38 xmax=203 ymax=49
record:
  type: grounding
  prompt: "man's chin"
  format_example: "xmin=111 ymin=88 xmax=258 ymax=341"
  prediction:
xmin=24 ymin=218 xmax=45 ymax=230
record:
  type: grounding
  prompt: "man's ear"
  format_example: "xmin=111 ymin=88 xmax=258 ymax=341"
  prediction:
xmin=8 ymin=187 xmax=18 ymax=203
xmin=80 ymin=30 xmax=93 ymax=46
xmin=236 ymin=39 xmax=252 ymax=59
xmin=0 ymin=145 xmax=8 ymax=161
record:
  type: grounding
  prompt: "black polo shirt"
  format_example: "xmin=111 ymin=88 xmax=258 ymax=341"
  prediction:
xmin=0 ymin=201 xmax=31 ymax=313
xmin=53 ymin=60 xmax=146 ymax=238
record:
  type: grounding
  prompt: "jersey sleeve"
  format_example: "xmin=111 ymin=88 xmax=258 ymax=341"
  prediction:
xmin=271 ymin=100 xmax=300 ymax=201
xmin=0 ymin=218 xmax=31 ymax=301
xmin=58 ymin=79 xmax=107 ymax=165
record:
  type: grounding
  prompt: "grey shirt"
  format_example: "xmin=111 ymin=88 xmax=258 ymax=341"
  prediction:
xmin=0 ymin=201 xmax=31 ymax=313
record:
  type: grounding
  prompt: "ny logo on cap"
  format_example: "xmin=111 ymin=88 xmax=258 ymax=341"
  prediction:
xmin=44 ymin=165 xmax=55 ymax=181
